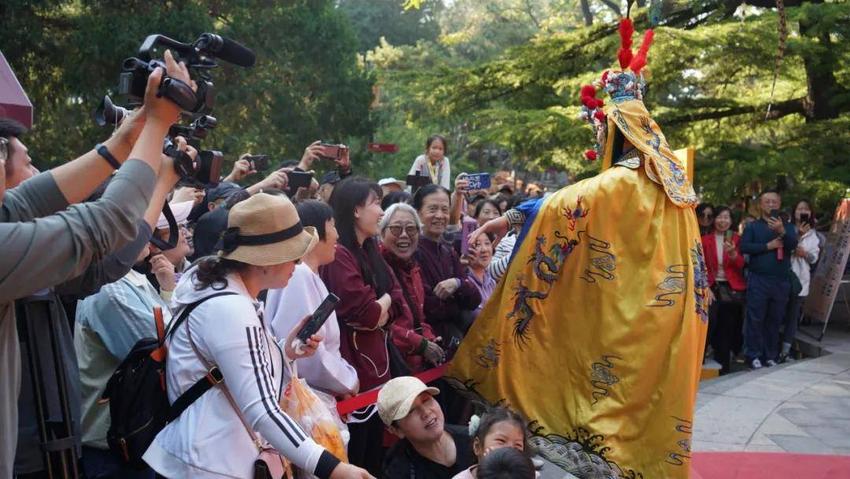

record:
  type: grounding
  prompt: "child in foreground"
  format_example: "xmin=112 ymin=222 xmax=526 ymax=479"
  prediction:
xmin=452 ymin=407 xmax=533 ymax=479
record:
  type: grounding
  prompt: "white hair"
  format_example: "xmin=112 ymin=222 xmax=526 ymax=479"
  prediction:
xmin=380 ymin=202 xmax=422 ymax=232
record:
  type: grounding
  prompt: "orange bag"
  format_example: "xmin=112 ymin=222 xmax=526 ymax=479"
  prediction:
xmin=281 ymin=362 xmax=348 ymax=470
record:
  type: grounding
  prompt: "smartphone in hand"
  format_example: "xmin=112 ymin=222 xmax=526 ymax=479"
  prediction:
xmin=295 ymin=293 xmax=340 ymax=343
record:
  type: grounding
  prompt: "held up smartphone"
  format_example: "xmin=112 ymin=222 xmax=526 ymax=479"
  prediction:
xmin=295 ymin=293 xmax=340 ymax=343
xmin=799 ymin=213 xmax=810 ymax=225
xmin=769 ymin=209 xmax=781 ymax=220
xmin=464 ymin=172 xmax=491 ymax=191
xmin=244 ymin=154 xmax=270 ymax=172
xmin=319 ymin=142 xmax=348 ymax=162
xmin=287 ymin=170 xmax=314 ymax=192
xmin=724 ymin=230 xmax=733 ymax=242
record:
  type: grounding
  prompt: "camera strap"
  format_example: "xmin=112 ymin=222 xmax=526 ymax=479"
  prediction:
xmin=149 ymin=201 xmax=180 ymax=251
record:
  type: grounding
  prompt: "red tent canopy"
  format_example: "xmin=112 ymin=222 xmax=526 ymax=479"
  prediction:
xmin=0 ymin=51 xmax=33 ymax=128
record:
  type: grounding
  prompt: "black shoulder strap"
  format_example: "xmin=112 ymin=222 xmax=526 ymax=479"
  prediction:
xmin=164 ymin=291 xmax=237 ymax=422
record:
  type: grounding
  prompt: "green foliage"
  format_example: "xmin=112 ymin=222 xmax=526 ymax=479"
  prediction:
xmin=0 ymin=0 xmax=374 ymax=175
xmin=370 ymin=0 xmax=850 ymax=215
xmin=338 ymin=0 xmax=441 ymax=53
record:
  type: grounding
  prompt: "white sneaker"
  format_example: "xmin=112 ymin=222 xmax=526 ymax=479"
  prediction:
xmin=750 ymin=358 xmax=763 ymax=369
xmin=766 ymin=359 xmax=778 ymax=367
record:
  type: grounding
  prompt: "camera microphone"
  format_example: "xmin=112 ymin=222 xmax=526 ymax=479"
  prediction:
xmin=197 ymin=33 xmax=256 ymax=67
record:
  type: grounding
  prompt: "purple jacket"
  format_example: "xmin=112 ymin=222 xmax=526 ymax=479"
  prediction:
xmin=414 ymin=236 xmax=482 ymax=339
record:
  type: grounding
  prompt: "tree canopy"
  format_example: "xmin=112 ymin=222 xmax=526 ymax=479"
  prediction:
xmin=1 ymin=0 xmax=847 ymax=215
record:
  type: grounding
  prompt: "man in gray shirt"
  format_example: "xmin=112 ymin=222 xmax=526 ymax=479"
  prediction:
xmin=0 ymin=52 xmax=190 ymax=477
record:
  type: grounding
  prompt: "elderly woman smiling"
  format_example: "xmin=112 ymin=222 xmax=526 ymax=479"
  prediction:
xmin=380 ymin=203 xmax=446 ymax=372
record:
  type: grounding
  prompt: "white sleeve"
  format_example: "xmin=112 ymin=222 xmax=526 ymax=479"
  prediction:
xmin=197 ymin=299 xmax=340 ymax=477
xmin=268 ymin=270 xmax=358 ymax=396
xmin=488 ymin=234 xmax=517 ymax=281
xmin=409 ymin=155 xmax=425 ymax=178
xmin=441 ymin=157 xmax=452 ymax=190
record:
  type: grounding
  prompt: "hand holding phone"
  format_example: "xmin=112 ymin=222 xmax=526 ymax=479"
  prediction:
xmin=244 ymin=154 xmax=270 ymax=172
xmin=290 ymin=293 xmax=339 ymax=356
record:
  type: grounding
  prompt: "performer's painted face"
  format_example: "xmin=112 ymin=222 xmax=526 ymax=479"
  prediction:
xmin=392 ymin=392 xmax=445 ymax=442
xmin=418 ymin=190 xmax=451 ymax=240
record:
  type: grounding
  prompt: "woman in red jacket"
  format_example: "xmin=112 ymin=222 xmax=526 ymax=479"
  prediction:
xmin=320 ymin=177 xmax=412 ymax=475
xmin=701 ymin=206 xmax=746 ymax=374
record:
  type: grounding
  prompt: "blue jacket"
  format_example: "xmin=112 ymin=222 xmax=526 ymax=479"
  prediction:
xmin=740 ymin=218 xmax=798 ymax=279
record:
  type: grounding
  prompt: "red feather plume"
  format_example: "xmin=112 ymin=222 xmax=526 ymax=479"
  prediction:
xmin=629 ymin=29 xmax=654 ymax=75
xmin=617 ymin=18 xmax=634 ymax=69
xmin=585 ymin=150 xmax=598 ymax=161
xmin=580 ymin=85 xmax=598 ymax=108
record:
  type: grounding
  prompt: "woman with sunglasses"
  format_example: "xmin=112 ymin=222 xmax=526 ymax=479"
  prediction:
xmin=379 ymin=203 xmax=446 ymax=372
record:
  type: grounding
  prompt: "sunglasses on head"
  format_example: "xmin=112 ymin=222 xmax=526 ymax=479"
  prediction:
xmin=388 ymin=225 xmax=419 ymax=238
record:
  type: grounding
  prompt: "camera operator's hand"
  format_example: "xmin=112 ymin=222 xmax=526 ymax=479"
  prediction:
xmin=246 ymin=168 xmax=290 ymax=195
xmin=150 ymin=254 xmax=176 ymax=293
xmin=298 ymin=141 xmax=323 ymax=171
xmin=224 ymin=155 xmax=258 ymax=183
xmin=144 ymin=49 xmax=195 ymax=128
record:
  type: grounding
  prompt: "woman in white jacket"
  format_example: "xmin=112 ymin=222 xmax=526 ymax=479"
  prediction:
xmin=143 ymin=193 xmax=372 ymax=479
xmin=266 ymin=200 xmax=359 ymax=398
xmin=781 ymin=199 xmax=820 ymax=362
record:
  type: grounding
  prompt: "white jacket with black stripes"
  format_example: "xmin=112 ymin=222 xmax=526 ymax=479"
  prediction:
xmin=143 ymin=267 xmax=340 ymax=478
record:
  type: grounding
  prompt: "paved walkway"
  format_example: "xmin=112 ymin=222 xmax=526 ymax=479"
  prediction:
xmin=693 ymin=352 xmax=850 ymax=454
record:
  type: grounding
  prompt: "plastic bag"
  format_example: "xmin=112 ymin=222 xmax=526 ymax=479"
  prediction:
xmin=280 ymin=361 xmax=349 ymax=475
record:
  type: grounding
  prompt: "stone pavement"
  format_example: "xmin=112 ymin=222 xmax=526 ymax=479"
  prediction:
xmin=693 ymin=352 xmax=850 ymax=454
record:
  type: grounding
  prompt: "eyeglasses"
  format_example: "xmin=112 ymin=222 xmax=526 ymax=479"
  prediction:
xmin=387 ymin=225 xmax=419 ymax=238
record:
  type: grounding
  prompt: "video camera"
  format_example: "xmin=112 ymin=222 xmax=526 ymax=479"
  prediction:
xmin=119 ymin=33 xmax=255 ymax=113
xmin=95 ymin=33 xmax=254 ymax=186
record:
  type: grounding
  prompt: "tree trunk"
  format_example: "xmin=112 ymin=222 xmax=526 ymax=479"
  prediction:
xmin=798 ymin=13 xmax=840 ymax=121
xmin=580 ymin=0 xmax=594 ymax=26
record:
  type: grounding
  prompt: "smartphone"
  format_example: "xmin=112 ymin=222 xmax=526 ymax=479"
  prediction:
xmin=464 ymin=172 xmax=491 ymax=191
xmin=799 ymin=213 xmax=810 ymax=225
xmin=461 ymin=216 xmax=478 ymax=257
xmin=296 ymin=293 xmax=340 ymax=343
xmin=769 ymin=209 xmax=781 ymax=220
xmin=724 ymin=230 xmax=733 ymax=242
xmin=288 ymin=170 xmax=314 ymax=190
xmin=319 ymin=142 xmax=348 ymax=161
xmin=244 ymin=154 xmax=270 ymax=172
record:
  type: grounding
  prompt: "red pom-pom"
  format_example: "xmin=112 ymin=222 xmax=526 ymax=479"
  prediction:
xmin=580 ymin=85 xmax=598 ymax=108
xmin=630 ymin=29 xmax=654 ymax=75
xmin=585 ymin=150 xmax=598 ymax=161
xmin=594 ymin=98 xmax=605 ymax=109
xmin=618 ymin=18 xmax=635 ymax=69
xmin=594 ymin=110 xmax=606 ymax=122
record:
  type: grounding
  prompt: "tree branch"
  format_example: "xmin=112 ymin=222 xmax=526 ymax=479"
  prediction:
xmin=659 ymin=96 xmax=808 ymax=125
xmin=580 ymin=0 xmax=594 ymax=26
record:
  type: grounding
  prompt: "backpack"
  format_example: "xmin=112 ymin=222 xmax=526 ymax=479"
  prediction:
xmin=99 ymin=291 xmax=236 ymax=468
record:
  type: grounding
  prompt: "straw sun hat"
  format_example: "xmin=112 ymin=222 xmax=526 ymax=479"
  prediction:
xmin=218 ymin=193 xmax=318 ymax=266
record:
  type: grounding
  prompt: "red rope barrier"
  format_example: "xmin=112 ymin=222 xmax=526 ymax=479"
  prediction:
xmin=336 ymin=364 xmax=448 ymax=416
